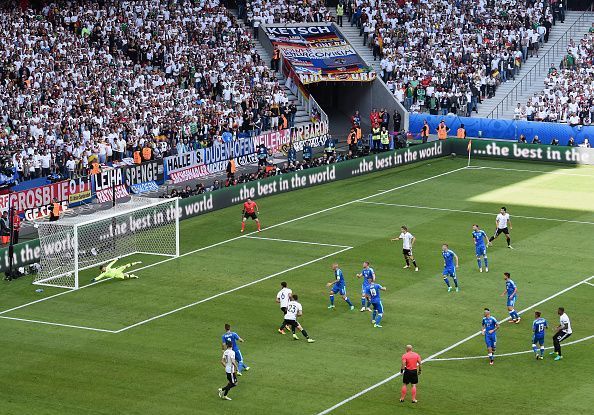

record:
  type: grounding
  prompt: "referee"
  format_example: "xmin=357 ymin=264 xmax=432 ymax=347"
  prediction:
xmin=400 ymin=344 xmax=422 ymax=403
xmin=551 ymin=307 xmax=572 ymax=361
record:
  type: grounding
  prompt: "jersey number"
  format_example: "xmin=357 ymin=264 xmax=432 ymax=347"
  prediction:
xmin=537 ymin=323 xmax=544 ymax=332
xmin=369 ymin=288 xmax=377 ymax=296
xmin=287 ymin=305 xmax=297 ymax=313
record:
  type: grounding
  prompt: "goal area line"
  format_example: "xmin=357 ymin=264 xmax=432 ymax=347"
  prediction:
xmin=315 ymin=275 xmax=593 ymax=415
xmin=0 ymin=164 xmax=466 ymax=318
xmin=0 ymin=239 xmax=353 ymax=334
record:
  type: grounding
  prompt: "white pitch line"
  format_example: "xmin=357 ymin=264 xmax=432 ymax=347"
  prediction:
xmin=1 ymin=164 xmax=464 ymax=316
xmin=473 ymin=165 xmax=594 ymax=178
xmin=316 ymin=275 xmax=593 ymax=415
xmin=244 ymin=235 xmax=352 ymax=248
xmin=430 ymin=334 xmax=594 ymax=361
xmin=0 ymin=278 xmax=110 ymax=316
xmin=358 ymin=201 xmax=594 ymax=226
xmin=113 ymin=246 xmax=353 ymax=333
xmin=0 ymin=315 xmax=117 ymax=333
xmin=584 ymin=281 xmax=594 ymax=287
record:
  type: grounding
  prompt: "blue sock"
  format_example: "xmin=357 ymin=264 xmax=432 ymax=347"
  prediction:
xmin=443 ymin=277 xmax=450 ymax=287
xmin=540 ymin=347 xmax=544 ymax=357
xmin=484 ymin=257 xmax=489 ymax=267
xmin=361 ymin=297 xmax=366 ymax=307
xmin=509 ymin=310 xmax=515 ymax=319
xmin=329 ymin=295 xmax=334 ymax=306
xmin=375 ymin=314 xmax=382 ymax=325
xmin=514 ymin=311 xmax=520 ymax=319
xmin=345 ymin=297 xmax=353 ymax=307
xmin=532 ymin=344 xmax=538 ymax=353
xmin=488 ymin=353 xmax=494 ymax=362
xmin=453 ymin=277 xmax=458 ymax=288
xmin=238 ymin=361 xmax=246 ymax=372
xmin=366 ymin=299 xmax=371 ymax=308
xmin=477 ymin=258 xmax=482 ymax=269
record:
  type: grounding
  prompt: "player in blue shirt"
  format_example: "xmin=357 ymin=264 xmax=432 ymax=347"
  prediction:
xmin=222 ymin=324 xmax=250 ymax=375
xmin=365 ymin=282 xmax=387 ymax=328
xmin=326 ymin=263 xmax=355 ymax=310
xmin=481 ymin=308 xmax=499 ymax=365
xmin=441 ymin=244 xmax=460 ymax=292
xmin=471 ymin=224 xmax=489 ymax=273
xmin=532 ymin=311 xmax=548 ymax=360
xmin=356 ymin=261 xmax=375 ymax=312
xmin=501 ymin=272 xmax=520 ymax=323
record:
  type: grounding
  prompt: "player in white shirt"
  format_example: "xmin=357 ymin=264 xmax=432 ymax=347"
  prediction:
xmin=489 ymin=207 xmax=513 ymax=249
xmin=276 ymin=281 xmax=293 ymax=334
xmin=282 ymin=294 xmax=315 ymax=343
xmin=391 ymin=226 xmax=419 ymax=271
xmin=551 ymin=307 xmax=572 ymax=361
xmin=218 ymin=341 xmax=238 ymax=400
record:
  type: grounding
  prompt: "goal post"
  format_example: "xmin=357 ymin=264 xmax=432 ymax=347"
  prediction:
xmin=34 ymin=197 xmax=180 ymax=290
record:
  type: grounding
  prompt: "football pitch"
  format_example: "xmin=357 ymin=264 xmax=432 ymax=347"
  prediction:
xmin=1 ymin=156 xmax=593 ymax=415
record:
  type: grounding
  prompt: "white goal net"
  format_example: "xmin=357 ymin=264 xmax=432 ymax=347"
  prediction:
xmin=34 ymin=197 xmax=179 ymax=289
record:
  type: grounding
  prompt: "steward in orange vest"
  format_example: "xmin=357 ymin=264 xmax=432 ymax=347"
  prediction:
xmin=457 ymin=124 xmax=467 ymax=139
xmin=437 ymin=120 xmax=449 ymax=140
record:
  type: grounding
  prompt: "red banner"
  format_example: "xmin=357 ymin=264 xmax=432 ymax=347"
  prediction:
xmin=3 ymin=179 xmax=91 ymax=214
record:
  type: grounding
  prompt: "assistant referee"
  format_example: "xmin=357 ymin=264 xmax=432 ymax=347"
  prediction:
xmin=400 ymin=344 xmax=422 ymax=403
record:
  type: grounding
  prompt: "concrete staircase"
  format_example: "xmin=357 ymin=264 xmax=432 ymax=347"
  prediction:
xmin=496 ymin=11 xmax=594 ymax=120
xmin=230 ymin=9 xmax=311 ymax=126
xmin=331 ymin=8 xmax=593 ymax=120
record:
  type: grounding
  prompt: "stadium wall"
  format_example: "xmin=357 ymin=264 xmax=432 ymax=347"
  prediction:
xmin=410 ymin=114 xmax=594 ymax=145
xmin=4 ymin=139 xmax=594 ymax=272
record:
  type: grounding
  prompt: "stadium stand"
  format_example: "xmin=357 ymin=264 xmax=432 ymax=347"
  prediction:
xmin=0 ymin=0 xmax=299 ymax=184
xmin=518 ymin=29 xmax=594 ymax=124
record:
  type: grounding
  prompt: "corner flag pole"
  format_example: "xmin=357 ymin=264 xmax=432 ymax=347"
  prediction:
xmin=467 ymin=139 xmax=472 ymax=167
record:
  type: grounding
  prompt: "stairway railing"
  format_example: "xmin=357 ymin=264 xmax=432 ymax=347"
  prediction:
xmin=486 ymin=9 xmax=594 ymax=119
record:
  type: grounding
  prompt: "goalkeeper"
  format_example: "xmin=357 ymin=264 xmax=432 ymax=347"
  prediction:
xmin=92 ymin=259 xmax=142 ymax=282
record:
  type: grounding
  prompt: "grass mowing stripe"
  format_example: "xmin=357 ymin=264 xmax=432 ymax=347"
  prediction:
xmin=1 ymin=164 xmax=465 ymax=317
xmin=430 ymin=334 xmax=594 ymax=361
xmin=315 ymin=275 xmax=593 ymax=415
xmin=113 ymin=246 xmax=354 ymax=333
xmin=358 ymin=201 xmax=594 ymax=226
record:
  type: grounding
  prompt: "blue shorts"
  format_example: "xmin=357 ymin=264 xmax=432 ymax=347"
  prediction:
xmin=532 ymin=334 xmax=545 ymax=346
xmin=362 ymin=284 xmax=370 ymax=296
xmin=332 ymin=285 xmax=346 ymax=296
xmin=442 ymin=266 xmax=456 ymax=277
xmin=485 ymin=334 xmax=497 ymax=349
xmin=475 ymin=245 xmax=487 ymax=257
xmin=371 ymin=301 xmax=383 ymax=314
xmin=234 ymin=349 xmax=243 ymax=362
xmin=507 ymin=295 xmax=517 ymax=307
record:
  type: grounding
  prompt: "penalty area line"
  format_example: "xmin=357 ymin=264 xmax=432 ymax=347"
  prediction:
xmin=358 ymin=201 xmax=594 ymax=226
xmin=430 ymin=334 xmax=594 ymax=361
xmin=113 ymin=246 xmax=354 ymax=334
xmin=0 ymin=164 xmax=465 ymax=317
xmin=315 ymin=275 xmax=593 ymax=415
xmin=244 ymin=235 xmax=352 ymax=249
xmin=0 ymin=315 xmax=118 ymax=333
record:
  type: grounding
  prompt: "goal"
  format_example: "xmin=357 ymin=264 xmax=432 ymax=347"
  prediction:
xmin=34 ymin=197 xmax=179 ymax=289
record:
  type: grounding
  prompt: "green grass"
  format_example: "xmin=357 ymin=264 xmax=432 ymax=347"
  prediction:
xmin=1 ymin=157 xmax=593 ymax=415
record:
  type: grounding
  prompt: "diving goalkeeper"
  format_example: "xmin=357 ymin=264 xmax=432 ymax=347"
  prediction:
xmin=91 ymin=259 xmax=142 ymax=282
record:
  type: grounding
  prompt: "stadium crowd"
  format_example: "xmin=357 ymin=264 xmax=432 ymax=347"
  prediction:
xmin=515 ymin=28 xmax=594 ymax=124
xmin=344 ymin=0 xmax=555 ymax=116
xmin=242 ymin=0 xmax=332 ymax=26
xmin=0 ymin=0 xmax=296 ymax=184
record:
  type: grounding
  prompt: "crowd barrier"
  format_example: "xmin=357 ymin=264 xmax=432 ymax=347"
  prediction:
xmin=410 ymin=114 xmax=594 ymax=146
